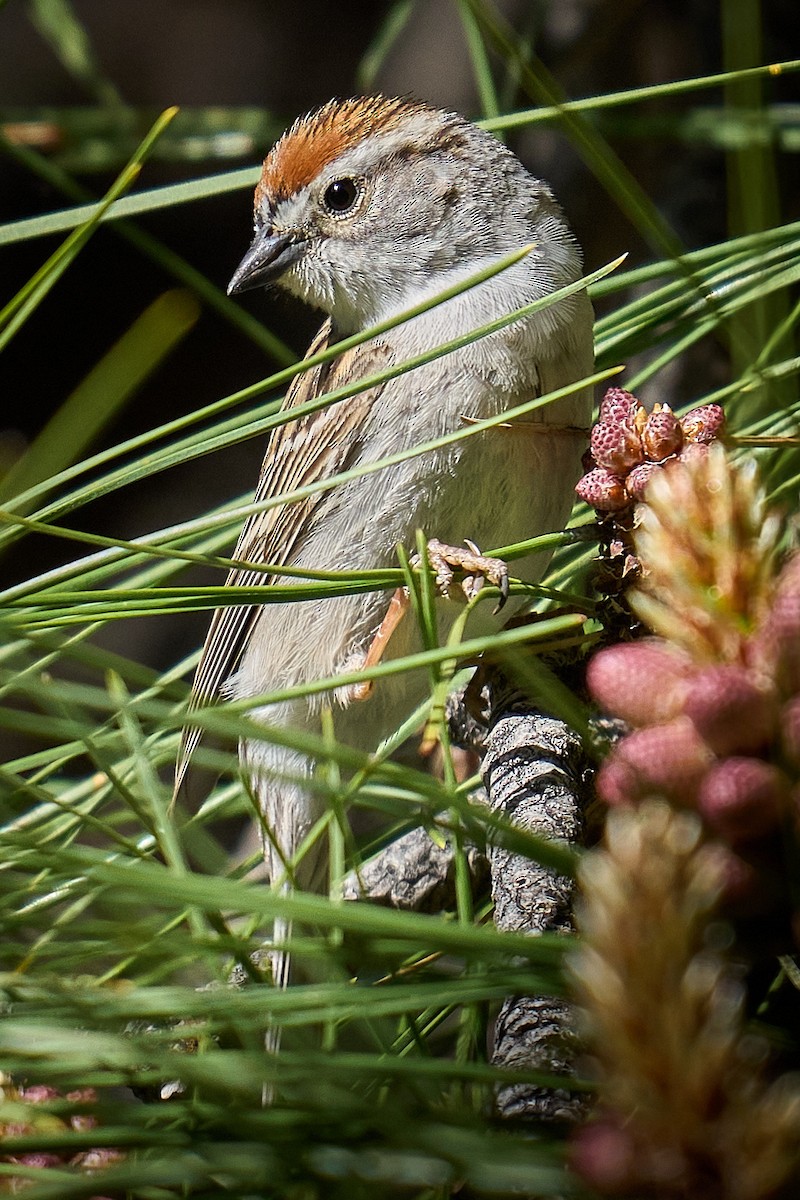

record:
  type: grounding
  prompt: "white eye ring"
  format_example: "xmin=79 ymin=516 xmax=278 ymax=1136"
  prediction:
xmin=322 ymin=177 xmax=362 ymax=216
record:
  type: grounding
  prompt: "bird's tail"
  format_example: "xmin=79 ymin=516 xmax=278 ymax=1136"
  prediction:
xmin=263 ymin=913 xmax=292 ymax=1105
xmin=259 ymin=800 xmax=328 ymax=1102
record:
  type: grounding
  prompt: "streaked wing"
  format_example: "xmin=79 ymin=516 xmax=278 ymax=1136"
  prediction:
xmin=175 ymin=319 xmax=391 ymax=795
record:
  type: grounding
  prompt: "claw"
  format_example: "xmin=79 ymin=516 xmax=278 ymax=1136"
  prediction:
xmin=426 ymin=538 xmax=509 ymax=612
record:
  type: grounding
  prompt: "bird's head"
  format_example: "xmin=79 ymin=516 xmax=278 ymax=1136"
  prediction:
xmin=228 ymin=96 xmax=572 ymax=334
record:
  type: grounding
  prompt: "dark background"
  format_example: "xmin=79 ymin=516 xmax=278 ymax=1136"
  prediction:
xmin=0 ymin=0 xmax=798 ymax=676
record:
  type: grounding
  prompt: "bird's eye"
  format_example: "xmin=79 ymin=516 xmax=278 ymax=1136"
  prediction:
xmin=322 ymin=177 xmax=361 ymax=216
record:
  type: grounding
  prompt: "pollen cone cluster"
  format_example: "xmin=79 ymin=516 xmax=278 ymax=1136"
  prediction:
xmin=571 ymin=803 xmax=800 ymax=1199
xmin=576 ymin=388 xmax=725 ymax=514
xmin=588 ymin=444 xmax=798 ymax=927
xmin=571 ymin=443 xmax=800 ymax=1196
xmin=575 ymin=388 xmax=728 ymax=601
xmin=0 ymin=1079 xmax=123 ymax=1194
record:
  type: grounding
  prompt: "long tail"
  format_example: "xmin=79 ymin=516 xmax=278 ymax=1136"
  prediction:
xmin=263 ymin=914 xmax=292 ymax=1105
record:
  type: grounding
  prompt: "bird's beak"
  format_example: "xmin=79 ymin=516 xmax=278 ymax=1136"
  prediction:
xmin=227 ymin=228 xmax=304 ymax=296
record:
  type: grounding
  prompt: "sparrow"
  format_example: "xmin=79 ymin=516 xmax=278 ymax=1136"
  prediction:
xmin=176 ymin=95 xmax=594 ymax=996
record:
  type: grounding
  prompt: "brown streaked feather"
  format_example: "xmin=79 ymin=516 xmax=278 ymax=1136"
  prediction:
xmin=174 ymin=320 xmax=391 ymax=797
xmin=256 ymin=96 xmax=431 ymax=206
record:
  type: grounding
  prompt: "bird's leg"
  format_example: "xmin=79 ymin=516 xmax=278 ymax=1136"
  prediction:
xmin=351 ymin=540 xmax=509 ymax=703
xmin=351 ymin=587 xmax=410 ymax=701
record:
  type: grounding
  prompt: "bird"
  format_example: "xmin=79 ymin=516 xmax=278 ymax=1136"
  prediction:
xmin=176 ymin=94 xmax=594 ymax=1007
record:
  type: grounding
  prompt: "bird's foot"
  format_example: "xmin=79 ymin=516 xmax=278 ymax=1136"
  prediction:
xmin=350 ymin=539 xmax=509 ymax=703
xmin=426 ymin=538 xmax=509 ymax=610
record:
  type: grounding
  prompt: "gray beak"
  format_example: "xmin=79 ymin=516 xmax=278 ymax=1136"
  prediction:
xmin=227 ymin=228 xmax=304 ymax=295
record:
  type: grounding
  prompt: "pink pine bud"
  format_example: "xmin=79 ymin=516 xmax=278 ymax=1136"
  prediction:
xmin=595 ymin=755 xmax=638 ymax=807
xmin=680 ymin=403 xmax=725 ymax=444
xmin=711 ymin=843 xmax=763 ymax=910
xmin=753 ymin=553 xmax=800 ymax=696
xmin=2 ymin=1122 xmax=32 ymax=1138
xmin=781 ymin=697 xmax=800 ymax=767
xmin=587 ymin=640 xmax=692 ymax=727
xmin=576 ymin=466 xmax=630 ymax=513
xmin=70 ymin=1111 xmax=99 ymax=1132
xmin=625 ymin=460 xmax=664 ymax=501
xmin=11 ymin=1153 xmax=64 ymax=1169
xmin=698 ymin=758 xmax=787 ymax=842
xmin=19 ymin=1086 xmax=60 ymax=1103
xmin=570 ymin=1118 xmax=637 ymax=1193
xmin=590 ymin=419 xmax=643 ymax=476
xmin=597 ymin=718 xmax=712 ymax=807
xmin=642 ymin=406 xmax=682 ymax=462
xmin=598 ymin=387 xmax=640 ymax=426
xmin=681 ymin=665 xmax=776 ymax=755
xmin=72 ymin=1146 xmax=125 ymax=1172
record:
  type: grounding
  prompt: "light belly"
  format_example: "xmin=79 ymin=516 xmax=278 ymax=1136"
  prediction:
xmin=234 ymin=414 xmax=585 ymax=749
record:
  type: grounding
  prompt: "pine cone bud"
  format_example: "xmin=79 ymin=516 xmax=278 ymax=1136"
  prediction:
xmin=682 ymin=665 xmax=776 ymax=755
xmin=642 ymin=406 xmax=683 ymax=461
xmin=594 ymin=755 xmax=638 ymax=807
xmin=597 ymin=718 xmax=712 ymax=807
xmin=10 ymin=1153 xmax=64 ymax=1170
xmin=570 ymin=1118 xmax=637 ymax=1193
xmin=698 ymin=758 xmax=788 ymax=842
xmin=18 ymin=1087 xmax=59 ymax=1103
xmin=587 ymin=640 xmax=692 ymax=727
xmin=625 ymin=460 xmax=664 ymax=501
xmin=599 ymin=387 xmax=640 ymax=426
xmin=590 ymin=419 xmax=643 ymax=476
xmin=575 ymin=466 xmax=629 ymax=512
xmin=781 ymin=697 xmax=800 ymax=768
xmin=712 ymin=842 xmax=764 ymax=909
xmin=681 ymin=403 xmax=726 ymax=444
xmin=751 ymin=553 xmax=800 ymax=696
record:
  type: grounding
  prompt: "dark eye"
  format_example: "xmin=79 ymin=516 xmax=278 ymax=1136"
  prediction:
xmin=322 ymin=177 xmax=360 ymax=215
